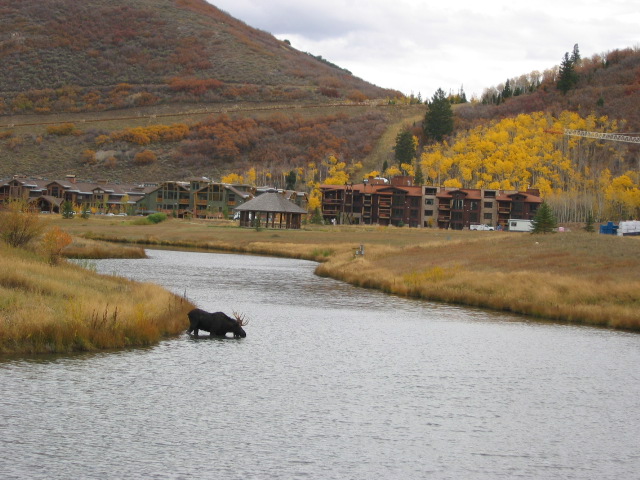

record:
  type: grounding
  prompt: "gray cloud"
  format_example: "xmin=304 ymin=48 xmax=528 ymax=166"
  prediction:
xmin=208 ymin=0 xmax=640 ymax=97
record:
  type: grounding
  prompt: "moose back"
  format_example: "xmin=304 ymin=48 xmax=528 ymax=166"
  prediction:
xmin=187 ymin=308 xmax=247 ymax=338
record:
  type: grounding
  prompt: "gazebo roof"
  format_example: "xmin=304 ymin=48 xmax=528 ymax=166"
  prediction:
xmin=234 ymin=192 xmax=307 ymax=214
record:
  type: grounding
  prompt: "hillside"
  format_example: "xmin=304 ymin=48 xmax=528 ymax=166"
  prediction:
xmin=459 ymin=47 xmax=640 ymax=136
xmin=0 ymin=0 xmax=410 ymax=182
xmin=0 ymin=0 xmax=638 ymax=215
xmin=0 ymin=0 xmax=397 ymax=111
xmin=421 ymin=47 xmax=640 ymax=222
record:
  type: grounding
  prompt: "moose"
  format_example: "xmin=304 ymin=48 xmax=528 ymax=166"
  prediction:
xmin=187 ymin=308 xmax=248 ymax=338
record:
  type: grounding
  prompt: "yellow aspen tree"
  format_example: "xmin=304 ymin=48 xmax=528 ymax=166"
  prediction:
xmin=245 ymin=167 xmax=257 ymax=186
xmin=221 ymin=173 xmax=244 ymax=184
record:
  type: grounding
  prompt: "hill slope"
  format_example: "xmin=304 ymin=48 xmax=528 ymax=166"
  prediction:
xmin=0 ymin=0 xmax=397 ymax=112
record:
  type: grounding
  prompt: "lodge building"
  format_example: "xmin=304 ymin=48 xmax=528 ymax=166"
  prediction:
xmin=0 ymin=174 xmax=307 ymax=219
xmin=321 ymin=177 xmax=542 ymax=229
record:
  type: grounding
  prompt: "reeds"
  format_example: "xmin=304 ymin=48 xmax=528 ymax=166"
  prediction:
xmin=0 ymin=244 xmax=194 ymax=355
xmin=45 ymin=216 xmax=640 ymax=331
xmin=316 ymin=233 xmax=640 ymax=330
xmin=62 ymin=237 xmax=147 ymax=259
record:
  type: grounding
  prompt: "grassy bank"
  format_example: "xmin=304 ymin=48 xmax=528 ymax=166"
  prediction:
xmin=62 ymin=236 xmax=147 ymax=259
xmin=49 ymin=216 xmax=640 ymax=331
xmin=0 ymin=242 xmax=194 ymax=355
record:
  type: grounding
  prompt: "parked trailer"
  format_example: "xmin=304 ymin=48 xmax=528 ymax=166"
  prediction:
xmin=599 ymin=221 xmax=640 ymax=236
xmin=618 ymin=220 xmax=640 ymax=236
xmin=508 ymin=219 xmax=533 ymax=232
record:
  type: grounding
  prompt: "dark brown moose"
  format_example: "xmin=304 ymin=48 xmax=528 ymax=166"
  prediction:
xmin=187 ymin=308 xmax=248 ymax=338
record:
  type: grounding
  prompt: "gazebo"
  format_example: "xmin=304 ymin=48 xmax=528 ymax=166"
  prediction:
xmin=234 ymin=192 xmax=307 ymax=229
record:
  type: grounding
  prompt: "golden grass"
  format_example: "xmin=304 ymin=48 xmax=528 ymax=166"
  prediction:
xmin=0 ymin=243 xmax=194 ymax=355
xmin=45 ymin=216 xmax=640 ymax=331
xmin=62 ymin=237 xmax=147 ymax=259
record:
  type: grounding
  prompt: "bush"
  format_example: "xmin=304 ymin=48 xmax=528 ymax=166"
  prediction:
xmin=133 ymin=149 xmax=157 ymax=165
xmin=46 ymin=123 xmax=78 ymax=136
xmin=147 ymin=213 xmax=168 ymax=224
xmin=0 ymin=200 xmax=45 ymax=247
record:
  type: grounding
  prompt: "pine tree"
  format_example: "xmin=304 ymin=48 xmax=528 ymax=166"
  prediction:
xmin=423 ymin=88 xmax=454 ymax=143
xmin=570 ymin=43 xmax=581 ymax=65
xmin=557 ymin=52 xmax=579 ymax=94
xmin=61 ymin=201 xmax=75 ymax=219
xmin=285 ymin=170 xmax=297 ymax=190
xmin=393 ymin=129 xmax=416 ymax=164
xmin=584 ymin=211 xmax=595 ymax=233
xmin=414 ymin=159 xmax=424 ymax=185
xmin=531 ymin=202 xmax=557 ymax=234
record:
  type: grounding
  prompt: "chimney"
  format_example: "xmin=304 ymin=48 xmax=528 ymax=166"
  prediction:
xmin=66 ymin=174 xmax=76 ymax=184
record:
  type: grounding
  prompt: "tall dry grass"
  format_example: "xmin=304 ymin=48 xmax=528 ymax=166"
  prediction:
xmin=316 ymin=232 xmax=640 ymax=330
xmin=46 ymin=216 xmax=640 ymax=331
xmin=62 ymin=237 xmax=147 ymax=259
xmin=0 ymin=244 xmax=194 ymax=355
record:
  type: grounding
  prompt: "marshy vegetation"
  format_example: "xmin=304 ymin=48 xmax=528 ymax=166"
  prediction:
xmin=0 ymin=242 xmax=193 ymax=355
xmin=51 ymin=215 xmax=640 ymax=332
xmin=0 ymin=206 xmax=193 ymax=355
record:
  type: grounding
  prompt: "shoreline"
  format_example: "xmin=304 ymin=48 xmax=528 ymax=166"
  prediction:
xmin=53 ymin=217 xmax=640 ymax=332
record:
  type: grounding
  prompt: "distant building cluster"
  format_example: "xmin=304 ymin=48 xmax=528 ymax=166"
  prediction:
xmin=320 ymin=176 xmax=542 ymax=230
xmin=0 ymin=175 xmax=307 ymax=219
xmin=1 ymin=173 xmax=543 ymax=230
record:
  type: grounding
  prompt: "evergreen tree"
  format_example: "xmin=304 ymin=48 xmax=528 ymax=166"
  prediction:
xmin=423 ymin=88 xmax=454 ymax=143
xmin=502 ymin=79 xmax=512 ymax=99
xmin=285 ymin=170 xmax=297 ymax=190
xmin=80 ymin=204 xmax=91 ymax=219
xmin=570 ymin=43 xmax=581 ymax=65
xmin=557 ymin=52 xmax=579 ymax=94
xmin=382 ymin=160 xmax=389 ymax=175
xmin=531 ymin=202 xmax=557 ymax=234
xmin=393 ymin=129 xmax=416 ymax=164
xmin=414 ymin=158 xmax=424 ymax=185
xmin=584 ymin=211 xmax=595 ymax=233
xmin=61 ymin=201 xmax=74 ymax=219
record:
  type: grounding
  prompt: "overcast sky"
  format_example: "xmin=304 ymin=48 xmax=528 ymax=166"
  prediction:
xmin=206 ymin=0 xmax=638 ymax=100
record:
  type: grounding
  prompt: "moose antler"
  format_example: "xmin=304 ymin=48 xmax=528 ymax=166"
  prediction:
xmin=232 ymin=311 xmax=250 ymax=326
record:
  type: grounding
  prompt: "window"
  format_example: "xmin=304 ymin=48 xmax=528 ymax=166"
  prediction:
xmin=470 ymin=201 xmax=479 ymax=210
xmin=453 ymin=199 xmax=464 ymax=209
xmin=484 ymin=201 xmax=493 ymax=208
xmin=425 ymin=209 xmax=433 ymax=216
xmin=512 ymin=202 xmax=524 ymax=213
xmin=484 ymin=190 xmax=496 ymax=198
xmin=470 ymin=213 xmax=478 ymax=222
xmin=425 ymin=187 xmax=437 ymax=195
xmin=393 ymin=208 xmax=404 ymax=217
xmin=452 ymin=211 xmax=463 ymax=221
xmin=484 ymin=213 xmax=493 ymax=220
xmin=425 ymin=198 xmax=434 ymax=205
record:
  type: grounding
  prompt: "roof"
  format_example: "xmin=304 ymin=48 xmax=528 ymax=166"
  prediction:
xmin=320 ymin=184 xmax=422 ymax=196
xmin=234 ymin=192 xmax=307 ymax=214
xmin=437 ymin=189 xmax=483 ymax=200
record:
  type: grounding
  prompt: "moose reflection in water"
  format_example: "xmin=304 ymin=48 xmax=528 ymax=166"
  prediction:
xmin=187 ymin=308 xmax=248 ymax=338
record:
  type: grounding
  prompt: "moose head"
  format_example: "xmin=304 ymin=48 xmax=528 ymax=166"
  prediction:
xmin=231 ymin=311 xmax=249 ymax=338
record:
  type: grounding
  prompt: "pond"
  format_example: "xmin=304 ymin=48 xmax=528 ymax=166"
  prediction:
xmin=1 ymin=249 xmax=639 ymax=479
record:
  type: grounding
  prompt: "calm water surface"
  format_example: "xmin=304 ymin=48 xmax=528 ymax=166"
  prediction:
xmin=1 ymin=249 xmax=639 ymax=479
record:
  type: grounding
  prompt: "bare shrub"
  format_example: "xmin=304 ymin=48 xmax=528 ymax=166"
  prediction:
xmin=0 ymin=200 xmax=45 ymax=248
